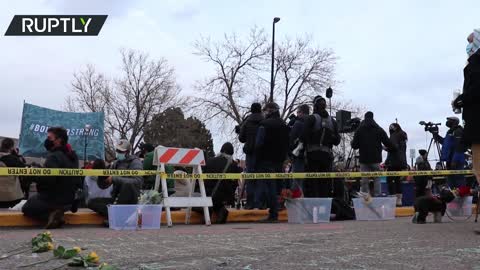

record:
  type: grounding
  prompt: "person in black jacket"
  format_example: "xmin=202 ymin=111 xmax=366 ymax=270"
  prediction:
xmin=203 ymin=142 xmax=243 ymax=224
xmin=385 ymin=123 xmax=408 ymax=206
xmin=351 ymin=112 xmax=395 ymax=197
xmin=302 ymin=96 xmax=341 ymax=198
xmin=239 ymin=103 xmax=264 ymax=209
xmin=289 ymin=104 xmax=310 ymax=193
xmin=453 ymin=29 xmax=480 ymax=186
xmin=255 ymin=102 xmax=289 ymax=222
xmin=22 ymin=127 xmax=81 ymax=229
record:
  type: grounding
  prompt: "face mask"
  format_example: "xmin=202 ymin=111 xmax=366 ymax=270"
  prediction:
xmin=44 ymin=139 xmax=54 ymax=151
xmin=467 ymin=43 xmax=474 ymax=56
xmin=116 ymin=152 xmax=127 ymax=161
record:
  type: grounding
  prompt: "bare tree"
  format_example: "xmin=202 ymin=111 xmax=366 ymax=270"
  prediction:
xmin=192 ymin=27 xmax=270 ymax=126
xmin=193 ymin=28 xmax=337 ymax=133
xmin=272 ymin=36 xmax=336 ymax=120
xmin=66 ymin=49 xmax=182 ymax=154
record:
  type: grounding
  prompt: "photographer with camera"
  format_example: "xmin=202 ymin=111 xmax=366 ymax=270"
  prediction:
xmin=289 ymin=104 xmax=310 ymax=194
xmin=433 ymin=117 xmax=466 ymax=189
xmin=238 ymin=103 xmax=264 ymax=209
xmin=453 ymin=29 xmax=480 ymax=185
xmin=302 ymin=96 xmax=341 ymax=198
xmin=351 ymin=112 xmax=395 ymax=197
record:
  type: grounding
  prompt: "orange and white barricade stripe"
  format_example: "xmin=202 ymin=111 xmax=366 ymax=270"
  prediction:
xmin=153 ymin=147 xmax=212 ymax=227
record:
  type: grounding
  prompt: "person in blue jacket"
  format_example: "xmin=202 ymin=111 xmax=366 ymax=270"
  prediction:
xmin=434 ymin=117 xmax=467 ymax=188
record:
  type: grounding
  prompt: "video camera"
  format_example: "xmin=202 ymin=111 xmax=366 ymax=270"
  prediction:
xmin=419 ymin=121 xmax=441 ymax=134
xmin=340 ymin=117 xmax=361 ymax=133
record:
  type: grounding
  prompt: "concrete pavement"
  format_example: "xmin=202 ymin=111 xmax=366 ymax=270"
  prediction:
xmin=1 ymin=217 xmax=480 ymax=270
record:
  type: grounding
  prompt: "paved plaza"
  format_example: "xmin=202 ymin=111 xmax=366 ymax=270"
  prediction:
xmin=2 ymin=217 xmax=480 ymax=270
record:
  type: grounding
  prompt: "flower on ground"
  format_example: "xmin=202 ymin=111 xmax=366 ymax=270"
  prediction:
xmin=47 ymin=242 xmax=54 ymax=250
xmin=44 ymin=231 xmax=52 ymax=237
xmin=88 ymin=251 xmax=100 ymax=263
xmin=73 ymin=246 xmax=82 ymax=254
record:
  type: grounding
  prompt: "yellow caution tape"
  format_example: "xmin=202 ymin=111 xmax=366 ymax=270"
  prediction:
xmin=0 ymin=168 xmax=473 ymax=180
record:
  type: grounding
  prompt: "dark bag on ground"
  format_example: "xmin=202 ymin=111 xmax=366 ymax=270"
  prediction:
xmin=330 ymin=198 xmax=355 ymax=220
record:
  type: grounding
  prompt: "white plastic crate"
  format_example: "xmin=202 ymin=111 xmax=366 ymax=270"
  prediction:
xmin=353 ymin=197 xmax=396 ymax=221
xmin=108 ymin=205 xmax=163 ymax=230
xmin=285 ymin=198 xmax=332 ymax=224
xmin=446 ymin=196 xmax=473 ymax=217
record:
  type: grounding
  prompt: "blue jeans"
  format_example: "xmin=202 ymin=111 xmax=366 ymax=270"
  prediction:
xmin=256 ymin=161 xmax=282 ymax=220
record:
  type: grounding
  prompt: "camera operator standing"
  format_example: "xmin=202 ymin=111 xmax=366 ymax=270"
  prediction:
xmin=453 ymin=29 xmax=480 ymax=185
xmin=385 ymin=123 xmax=408 ymax=206
xmin=302 ymin=96 xmax=341 ymax=198
xmin=433 ymin=117 xmax=466 ymax=189
xmin=238 ymin=103 xmax=264 ymax=209
xmin=351 ymin=112 xmax=395 ymax=197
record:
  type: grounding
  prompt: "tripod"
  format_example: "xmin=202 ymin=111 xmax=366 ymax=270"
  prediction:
xmin=345 ymin=147 xmax=360 ymax=171
xmin=425 ymin=134 xmax=444 ymax=169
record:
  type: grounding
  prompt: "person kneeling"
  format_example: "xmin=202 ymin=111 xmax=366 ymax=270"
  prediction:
xmin=203 ymin=143 xmax=242 ymax=224
xmin=84 ymin=159 xmax=113 ymax=216
xmin=22 ymin=127 xmax=81 ymax=229
xmin=412 ymin=188 xmax=455 ymax=224
xmin=88 ymin=140 xmax=143 ymax=225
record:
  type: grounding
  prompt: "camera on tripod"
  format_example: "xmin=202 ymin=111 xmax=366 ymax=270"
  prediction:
xmin=419 ymin=121 xmax=441 ymax=134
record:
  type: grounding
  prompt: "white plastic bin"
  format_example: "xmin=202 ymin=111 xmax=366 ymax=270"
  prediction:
xmin=353 ymin=197 xmax=396 ymax=221
xmin=446 ymin=196 xmax=472 ymax=217
xmin=108 ymin=205 xmax=163 ymax=230
xmin=285 ymin=198 xmax=332 ymax=224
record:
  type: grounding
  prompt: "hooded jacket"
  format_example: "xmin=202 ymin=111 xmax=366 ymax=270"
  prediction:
xmin=385 ymin=130 xmax=408 ymax=169
xmin=239 ymin=113 xmax=264 ymax=155
xmin=351 ymin=118 xmax=395 ymax=164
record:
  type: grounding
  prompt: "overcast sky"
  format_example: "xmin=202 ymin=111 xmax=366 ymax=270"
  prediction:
xmin=0 ymin=0 xmax=477 ymax=161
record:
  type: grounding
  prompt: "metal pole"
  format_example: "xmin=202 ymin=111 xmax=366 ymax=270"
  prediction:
xmin=270 ymin=21 xmax=276 ymax=102
xmin=329 ymin=98 xmax=332 ymax=116
xmin=84 ymin=135 xmax=87 ymax=167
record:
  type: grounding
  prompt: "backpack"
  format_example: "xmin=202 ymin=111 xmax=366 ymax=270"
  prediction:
xmin=307 ymin=114 xmax=335 ymax=153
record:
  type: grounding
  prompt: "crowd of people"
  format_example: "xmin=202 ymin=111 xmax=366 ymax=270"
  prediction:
xmin=0 ymin=29 xmax=478 ymax=228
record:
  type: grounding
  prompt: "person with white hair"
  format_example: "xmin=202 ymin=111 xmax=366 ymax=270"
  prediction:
xmin=453 ymin=28 xmax=480 ymax=186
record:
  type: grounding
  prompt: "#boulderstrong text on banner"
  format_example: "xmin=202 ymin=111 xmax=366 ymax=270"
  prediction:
xmin=19 ymin=103 xmax=105 ymax=160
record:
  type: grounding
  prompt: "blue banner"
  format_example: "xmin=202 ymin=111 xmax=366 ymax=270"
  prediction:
xmin=19 ymin=103 xmax=105 ymax=161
